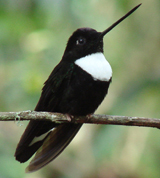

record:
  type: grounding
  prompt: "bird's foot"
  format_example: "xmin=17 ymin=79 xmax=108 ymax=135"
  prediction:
xmin=86 ymin=114 xmax=93 ymax=119
xmin=65 ymin=114 xmax=74 ymax=122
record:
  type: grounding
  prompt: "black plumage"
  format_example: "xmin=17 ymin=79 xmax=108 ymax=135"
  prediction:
xmin=14 ymin=4 xmax=141 ymax=173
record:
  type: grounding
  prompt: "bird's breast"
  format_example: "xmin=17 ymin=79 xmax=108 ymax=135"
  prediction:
xmin=58 ymin=64 xmax=111 ymax=115
xmin=74 ymin=52 xmax=112 ymax=81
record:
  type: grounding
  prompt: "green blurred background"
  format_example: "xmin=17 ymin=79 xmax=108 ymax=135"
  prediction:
xmin=0 ymin=0 xmax=160 ymax=177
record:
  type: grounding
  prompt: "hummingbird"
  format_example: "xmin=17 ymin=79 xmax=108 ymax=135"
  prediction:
xmin=15 ymin=4 xmax=141 ymax=173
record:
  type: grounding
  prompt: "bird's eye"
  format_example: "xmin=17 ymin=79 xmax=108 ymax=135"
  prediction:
xmin=76 ymin=37 xmax=86 ymax=45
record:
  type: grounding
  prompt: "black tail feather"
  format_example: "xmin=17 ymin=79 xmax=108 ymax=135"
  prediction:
xmin=14 ymin=120 xmax=56 ymax=162
xmin=26 ymin=123 xmax=82 ymax=173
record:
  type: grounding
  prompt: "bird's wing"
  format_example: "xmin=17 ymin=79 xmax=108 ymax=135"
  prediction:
xmin=15 ymin=61 xmax=82 ymax=169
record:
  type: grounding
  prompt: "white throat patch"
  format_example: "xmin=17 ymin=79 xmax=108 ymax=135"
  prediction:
xmin=75 ymin=52 xmax=112 ymax=81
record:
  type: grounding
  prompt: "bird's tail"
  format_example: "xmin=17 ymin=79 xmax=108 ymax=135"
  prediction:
xmin=25 ymin=123 xmax=82 ymax=173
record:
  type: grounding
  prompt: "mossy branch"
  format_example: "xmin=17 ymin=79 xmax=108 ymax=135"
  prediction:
xmin=0 ymin=110 xmax=160 ymax=129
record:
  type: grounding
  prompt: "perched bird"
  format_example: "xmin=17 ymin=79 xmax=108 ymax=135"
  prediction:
xmin=15 ymin=4 xmax=141 ymax=173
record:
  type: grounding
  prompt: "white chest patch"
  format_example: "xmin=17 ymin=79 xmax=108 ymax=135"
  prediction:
xmin=75 ymin=52 xmax=112 ymax=81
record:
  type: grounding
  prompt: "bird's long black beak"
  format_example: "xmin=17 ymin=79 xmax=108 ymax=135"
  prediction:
xmin=99 ymin=3 xmax=141 ymax=38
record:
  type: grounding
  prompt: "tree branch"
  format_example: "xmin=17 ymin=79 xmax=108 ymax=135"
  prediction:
xmin=0 ymin=110 xmax=160 ymax=129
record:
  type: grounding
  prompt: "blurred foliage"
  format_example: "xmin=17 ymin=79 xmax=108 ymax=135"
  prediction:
xmin=0 ymin=0 xmax=160 ymax=177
